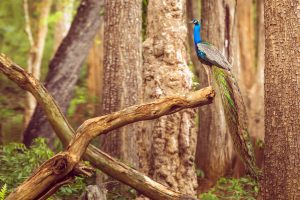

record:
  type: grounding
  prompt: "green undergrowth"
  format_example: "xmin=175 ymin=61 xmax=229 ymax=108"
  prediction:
xmin=0 ymin=138 xmax=87 ymax=199
xmin=200 ymin=177 xmax=259 ymax=200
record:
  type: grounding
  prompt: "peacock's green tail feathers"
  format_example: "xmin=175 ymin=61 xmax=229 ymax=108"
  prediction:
xmin=212 ymin=66 xmax=261 ymax=180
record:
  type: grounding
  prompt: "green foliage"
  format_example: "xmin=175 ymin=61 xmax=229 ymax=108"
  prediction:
xmin=0 ymin=138 xmax=86 ymax=198
xmin=200 ymin=177 xmax=259 ymax=200
xmin=196 ymin=168 xmax=205 ymax=179
xmin=67 ymin=85 xmax=88 ymax=117
xmin=0 ymin=184 xmax=7 ymax=200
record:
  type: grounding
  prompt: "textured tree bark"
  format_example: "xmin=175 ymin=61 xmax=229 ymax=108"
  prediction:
xmin=23 ymin=0 xmax=102 ymax=146
xmin=23 ymin=0 xmax=52 ymax=128
xmin=263 ymin=0 xmax=300 ymax=199
xmin=1 ymin=52 xmax=214 ymax=200
xmin=100 ymin=0 xmax=142 ymax=180
xmin=196 ymin=0 xmax=239 ymax=188
xmin=140 ymin=0 xmax=197 ymax=195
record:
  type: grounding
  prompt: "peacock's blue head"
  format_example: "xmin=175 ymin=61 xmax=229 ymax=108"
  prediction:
xmin=190 ymin=19 xmax=200 ymax=25
xmin=191 ymin=19 xmax=202 ymax=43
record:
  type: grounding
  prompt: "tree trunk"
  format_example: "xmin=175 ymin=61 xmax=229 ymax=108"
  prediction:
xmin=87 ymin=23 xmax=104 ymax=116
xmin=53 ymin=0 xmax=75 ymax=52
xmin=263 ymin=0 xmax=300 ymax=199
xmin=23 ymin=0 xmax=102 ymax=146
xmin=23 ymin=0 xmax=52 ymax=128
xmin=139 ymin=0 xmax=197 ymax=195
xmin=100 ymin=0 xmax=142 ymax=177
xmin=248 ymin=0 xmax=265 ymax=141
xmin=196 ymin=0 xmax=239 ymax=189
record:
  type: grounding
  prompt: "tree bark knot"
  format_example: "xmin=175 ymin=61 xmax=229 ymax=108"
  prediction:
xmin=51 ymin=155 xmax=70 ymax=175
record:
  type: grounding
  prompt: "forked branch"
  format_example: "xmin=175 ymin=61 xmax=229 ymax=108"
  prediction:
xmin=0 ymin=53 xmax=215 ymax=200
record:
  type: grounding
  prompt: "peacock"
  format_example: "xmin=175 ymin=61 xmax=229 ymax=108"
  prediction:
xmin=191 ymin=19 xmax=260 ymax=179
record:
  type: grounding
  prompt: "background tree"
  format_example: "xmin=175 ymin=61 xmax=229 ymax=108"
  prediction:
xmin=53 ymin=0 xmax=75 ymax=52
xmin=23 ymin=0 xmax=102 ymax=146
xmin=263 ymin=0 xmax=300 ymax=199
xmin=139 ymin=0 xmax=197 ymax=195
xmin=23 ymin=0 xmax=52 ymax=128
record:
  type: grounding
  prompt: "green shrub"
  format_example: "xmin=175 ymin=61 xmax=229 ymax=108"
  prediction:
xmin=0 ymin=138 xmax=86 ymax=198
xmin=0 ymin=184 xmax=7 ymax=200
xmin=200 ymin=177 xmax=259 ymax=200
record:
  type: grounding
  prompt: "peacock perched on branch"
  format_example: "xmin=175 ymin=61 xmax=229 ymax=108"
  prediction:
xmin=191 ymin=19 xmax=260 ymax=179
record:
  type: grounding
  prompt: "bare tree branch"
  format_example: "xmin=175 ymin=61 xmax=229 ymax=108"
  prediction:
xmin=0 ymin=53 xmax=214 ymax=200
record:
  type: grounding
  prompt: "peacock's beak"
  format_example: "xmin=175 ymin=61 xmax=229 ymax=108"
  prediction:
xmin=189 ymin=20 xmax=194 ymax=24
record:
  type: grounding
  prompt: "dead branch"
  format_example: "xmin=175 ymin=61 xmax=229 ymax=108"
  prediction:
xmin=0 ymin=53 xmax=214 ymax=200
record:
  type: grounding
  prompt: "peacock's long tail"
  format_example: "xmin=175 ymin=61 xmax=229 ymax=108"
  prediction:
xmin=212 ymin=66 xmax=261 ymax=180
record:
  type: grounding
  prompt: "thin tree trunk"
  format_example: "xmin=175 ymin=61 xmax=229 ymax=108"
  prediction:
xmin=263 ymin=0 xmax=300 ymax=199
xmin=100 ymin=0 xmax=142 ymax=179
xmin=53 ymin=0 xmax=75 ymax=52
xmin=23 ymin=0 xmax=102 ymax=146
xmin=196 ymin=0 xmax=239 ymax=189
xmin=248 ymin=0 xmax=265 ymax=141
xmin=23 ymin=0 xmax=52 ymax=128
xmin=87 ymin=22 xmax=104 ymax=116
xmin=139 ymin=0 xmax=197 ymax=195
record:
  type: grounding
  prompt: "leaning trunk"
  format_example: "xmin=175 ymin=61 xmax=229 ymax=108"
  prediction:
xmin=23 ymin=0 xmax=102 ymax=146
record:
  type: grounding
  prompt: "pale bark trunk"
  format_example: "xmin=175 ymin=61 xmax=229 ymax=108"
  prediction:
xmin=196 ymin=0 xmax=239 ymax=188
xmin=248 ymin=0 xmax=265 ymax=141
xmin=140 ymin=0 xmax=197 ymax=195
xmin=23 ymin=0 xmax=52 ymax=128
xmin=100 ymin=0 xmax=142 ymax=174
xmin=53 ymin=0 xmax=75 ymax=52
xmin=263 ymin=0 xmax=300 ymax=199
xmin=23 ymin=0 xmax=102 ymax=146
xmin=87 ymin=23 xmax=104 ymax=115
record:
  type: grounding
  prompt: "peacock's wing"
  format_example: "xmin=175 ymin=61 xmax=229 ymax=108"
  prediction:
xmin=197 ymin=42 xmax=232 ymax=71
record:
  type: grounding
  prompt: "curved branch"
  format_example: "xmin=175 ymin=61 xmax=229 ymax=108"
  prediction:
xmin=0 ymin=53 xmax=214 ymax=200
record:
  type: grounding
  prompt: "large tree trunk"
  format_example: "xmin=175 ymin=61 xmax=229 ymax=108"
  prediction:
xmin=23 ymin=0 xmax=102 ymax=146
xmin=23 ymin=0 xmax=52 ymax=128
xmin=139 ymin=0 xmax=197 ymax=195
xmin=196 ymin=0 xmax=238 ymax=189
xmin=100 ymin=0 xmax=142 ymax=177
xmin=263 ymin=0 xmax=300 ymax=199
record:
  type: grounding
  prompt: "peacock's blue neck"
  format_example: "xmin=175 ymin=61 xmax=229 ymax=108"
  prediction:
xmin=193 ymin=23 xmax=202 ymax=44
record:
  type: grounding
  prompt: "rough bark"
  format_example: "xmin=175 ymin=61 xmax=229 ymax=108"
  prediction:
xmin=263 ymin=0 xmax=300 ymax=199
xmin=1 ymin=52 xmax=214 ymax=200
xmin=140 ymin=0 xmax=197 ymax=195
xmin=100 ymin=0 xmax=142 ymax=177
xmin=23 ymin=0 xmax=52 ymax=128
xmin=196 ymin=0 xmax=239 ymax=188
xmin=23 ymin=0 xmax=102 ymax=146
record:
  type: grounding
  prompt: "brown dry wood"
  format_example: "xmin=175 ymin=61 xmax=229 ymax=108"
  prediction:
xmin=0 ymin=54 xmax=214 ymax=200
